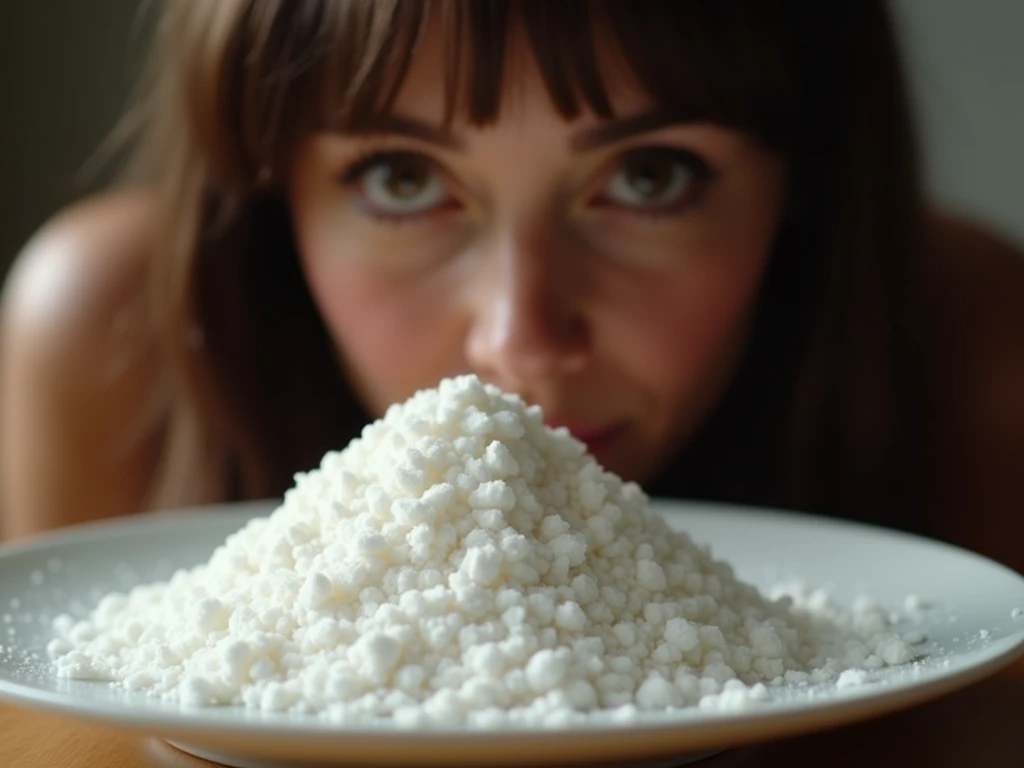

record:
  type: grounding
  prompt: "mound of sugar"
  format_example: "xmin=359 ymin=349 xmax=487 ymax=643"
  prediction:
xmin=49 ymin=375 xmax=914 ymax=726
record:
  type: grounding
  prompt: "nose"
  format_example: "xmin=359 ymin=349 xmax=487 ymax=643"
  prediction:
xmin=465 ymin=229 xmax=590 ymax=389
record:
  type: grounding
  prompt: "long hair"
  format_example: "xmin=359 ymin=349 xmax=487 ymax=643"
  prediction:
xmin=123 ymin=1 xmax=926 ymax=530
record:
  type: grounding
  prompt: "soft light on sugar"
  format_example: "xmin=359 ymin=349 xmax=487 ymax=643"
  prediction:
xmin=49 ymin=375 xmax=920 ymax=726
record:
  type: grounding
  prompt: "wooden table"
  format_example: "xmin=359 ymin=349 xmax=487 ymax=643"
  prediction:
xmin=2 ymin=657 xmax=1022 ymax=767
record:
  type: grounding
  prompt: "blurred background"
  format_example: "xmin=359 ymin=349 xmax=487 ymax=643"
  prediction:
xmin=0 ymin=0 xmax=1022 ymax=278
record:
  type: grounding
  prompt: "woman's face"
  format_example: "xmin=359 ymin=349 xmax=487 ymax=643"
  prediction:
xmin=288 ymin=26 xmax=787 ymax=485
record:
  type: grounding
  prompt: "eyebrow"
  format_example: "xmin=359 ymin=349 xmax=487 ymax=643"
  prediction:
xmin=348 ymin=109 xmax=694 ymax=152
xmin=347 ymin=115 xmax=465 ymax=150
xmin=569 ymin=110 xmax=693 ymax=151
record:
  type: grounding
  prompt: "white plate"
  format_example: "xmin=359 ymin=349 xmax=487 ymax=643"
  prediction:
xmin=1 ymin=499 xmax=1023 ymax=768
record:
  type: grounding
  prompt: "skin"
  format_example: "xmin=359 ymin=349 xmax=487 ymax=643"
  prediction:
xmin=1 ymin=32 xmax=1023 ymax=576
xmin=288 ymin=26 xmax=787 ymax=483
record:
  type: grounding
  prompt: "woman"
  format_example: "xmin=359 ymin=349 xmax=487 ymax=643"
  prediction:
xmin=2 ymin=0 xmax=1023 ymax=572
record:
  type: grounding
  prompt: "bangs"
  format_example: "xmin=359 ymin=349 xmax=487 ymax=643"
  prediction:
xmin=181 ymin=0 xmax=822 ymax=187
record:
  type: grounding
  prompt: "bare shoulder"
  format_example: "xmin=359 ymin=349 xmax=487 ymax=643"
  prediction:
xmin=925 ymin=212 xmax=1024 ymax=313
xmin=922 ymin=212 xmax=1024 ymax=412
xmin=919 ymin=211 xmax=1024 ymax=571
xmin=3 ymin=190 xmax=155 ymax=335
xmin=0 ymin=189 xmax=164 ymax=539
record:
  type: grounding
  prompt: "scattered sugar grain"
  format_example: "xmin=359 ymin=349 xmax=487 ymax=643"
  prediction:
xmin=903 ymin=594 xmax=930 ymax=613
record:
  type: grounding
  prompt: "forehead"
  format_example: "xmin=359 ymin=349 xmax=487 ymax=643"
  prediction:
xmin=387 ymin=10 xmax=654 ymax=131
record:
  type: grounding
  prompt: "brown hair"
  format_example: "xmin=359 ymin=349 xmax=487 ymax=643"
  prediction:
xmin=126 ymin=1 xmax=926 ymax=529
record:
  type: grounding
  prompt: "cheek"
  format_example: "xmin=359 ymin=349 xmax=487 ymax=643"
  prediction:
xmin=599 ymin=237 xmax=770 ymax=413
xmin=293 ymin=229 xmax=467 ymax=414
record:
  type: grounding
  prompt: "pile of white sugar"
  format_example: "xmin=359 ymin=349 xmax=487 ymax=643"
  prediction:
xmin=49 ymin=375 xmax=916 ymax=727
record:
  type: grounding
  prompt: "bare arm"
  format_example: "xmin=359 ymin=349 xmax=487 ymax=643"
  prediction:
xmin=0 ymin=191 xmax=163 ymax=540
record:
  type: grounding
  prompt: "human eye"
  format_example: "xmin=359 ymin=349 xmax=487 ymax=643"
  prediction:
xmin=338 ymin=150 xmax=457 ymax=219
xmin=593 ymin=146 xmax=718 ymax=215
